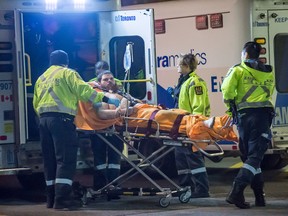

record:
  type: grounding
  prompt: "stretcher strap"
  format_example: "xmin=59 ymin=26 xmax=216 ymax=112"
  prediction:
xmin=146 ymin=109 xmax=160 ymax=137
xmin=169 ymin=114 xmax=185 ymax=140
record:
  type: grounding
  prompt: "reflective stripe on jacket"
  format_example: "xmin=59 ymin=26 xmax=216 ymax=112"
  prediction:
xmin=33 ymin=65 xmax=105 ymax=116
xmin=221 ymin=61 xmax=275 ymax=111
xmin=178 ymin=71 xmax=210 ymax=117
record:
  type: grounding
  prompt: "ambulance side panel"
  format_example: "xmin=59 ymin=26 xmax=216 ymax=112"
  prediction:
xmin=123 ymin=0 xmax=251 ymax=116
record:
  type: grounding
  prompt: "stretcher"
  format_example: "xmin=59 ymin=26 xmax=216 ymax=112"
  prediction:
xmin=74 ymin=101 xmax=238 ymax=207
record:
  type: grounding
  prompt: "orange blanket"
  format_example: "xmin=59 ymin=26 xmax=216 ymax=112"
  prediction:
xmin=76 ymin=100 xmax=123 ymax=131
xmin=129 ymin=104 xmax=238 ymax=142
xmin=75 ymin=102 xmax=238 ymax=151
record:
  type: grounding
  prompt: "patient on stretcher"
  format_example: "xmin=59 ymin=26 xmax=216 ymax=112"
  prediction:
xmin=75 ymin=92 xmax=238 ymax=150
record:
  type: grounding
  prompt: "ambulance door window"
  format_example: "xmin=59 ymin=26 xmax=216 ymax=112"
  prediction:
xmin=274 ymin=33 xmax=288 ymax=93
xmin=109 ymin=36 xmax=146 ymax=99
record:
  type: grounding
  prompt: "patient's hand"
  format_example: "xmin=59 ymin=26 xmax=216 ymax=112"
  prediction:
xmin=127 ymin=107 xmax=134 ymax=116
xmin=119 ymin=97 xmax=130 ymax=109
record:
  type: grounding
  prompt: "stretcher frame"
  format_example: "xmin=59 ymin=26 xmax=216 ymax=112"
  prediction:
xmin=77 ymin=116 xmax=225 ymax=208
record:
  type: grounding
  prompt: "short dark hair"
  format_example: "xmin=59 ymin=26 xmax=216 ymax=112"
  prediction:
xmin=49 ymin=50 xmax=69 ymax=66
xmin=97 ymin=70 xmax=114 ymax=82
xmin=242 ymin=41 xmax=262 ymax=59
xmin=95 ymin=61 xmax=109 ymax=76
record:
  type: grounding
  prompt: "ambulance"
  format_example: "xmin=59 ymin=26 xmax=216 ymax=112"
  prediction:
xmin=1 ymin=0 xmax=288 ymax=188
xmin=0 ymin=0 xmax=157 ymax=188
xmin=122 ymin=0 xmax=288 ymax=172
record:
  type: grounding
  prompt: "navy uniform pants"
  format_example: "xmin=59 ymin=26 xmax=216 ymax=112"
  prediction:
xmin=91 ymin=134 xmax=124 ymax=190
xmin=39 ymin=112 xmax=78 ymax=199
xmin=235 ymin=107 xmax=274 ymax=185
xmin=175 ymin=146 xmax=209 ymax=193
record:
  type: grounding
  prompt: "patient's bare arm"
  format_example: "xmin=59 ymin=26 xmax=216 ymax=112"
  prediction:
xmin=95 ymin=97 xmax=133 ymax=120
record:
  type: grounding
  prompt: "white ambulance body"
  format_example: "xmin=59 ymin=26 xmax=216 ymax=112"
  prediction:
xmin=0 ymin=0 xmax=157 ymax=187
xmin=123 ymin=0 xmax=288 ymax=169
xmin=1 ymin=0 xmax=288 ymax=188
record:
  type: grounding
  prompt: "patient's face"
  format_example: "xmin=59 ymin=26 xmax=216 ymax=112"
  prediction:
xmin=99 ymin=74 xmax=116 ymax=91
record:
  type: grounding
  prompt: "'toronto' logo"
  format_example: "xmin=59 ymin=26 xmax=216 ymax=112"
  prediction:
xmin=115 ymin=15 xmax=136 ymax=22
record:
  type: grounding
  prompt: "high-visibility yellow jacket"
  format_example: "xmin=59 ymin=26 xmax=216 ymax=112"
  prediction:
xmin=178 ymin=71 xmax=210 ymax=117
xmin=33 ymin=65 xmax=105 ymax=116
xmin=221 ymin=60 xmax=275 ymax=112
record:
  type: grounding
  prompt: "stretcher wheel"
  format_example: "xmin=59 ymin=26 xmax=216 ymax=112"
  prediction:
xmin=179 ymin=191 xmax=190 ymax=203
xmin=159 ymin=197 xmax=170 ymax=208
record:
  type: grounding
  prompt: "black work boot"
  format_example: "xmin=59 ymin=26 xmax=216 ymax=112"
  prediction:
xmin=226 ymin=181 xmax=250 ymax=209
xmin=54 ymin=184 xmax=81 ymax=211
xmin=107 ymin=168 xmax=120 ymax=184
xmin=46 ymin=185 xmax=55 ymax=208
xmin=251 ymin=174 xmax=266 ymax=207
xmin=107 ymin=169 xmax=121 ymax=200
xmin=252 ymin=187 xmax=266 ymax=207
xmin=190 ymin=172 xmax=210 ymax=198
xmin=93 ymin=169 xmax=107 ymax=191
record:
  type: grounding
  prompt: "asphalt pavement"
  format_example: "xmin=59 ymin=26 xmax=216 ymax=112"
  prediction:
xmin=0 ymin=158 xmax=287 ymax=215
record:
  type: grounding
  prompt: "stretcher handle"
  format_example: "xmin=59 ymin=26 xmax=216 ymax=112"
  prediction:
xmin=189 ymin=140 xmax=224 ymax=157
xmin=119 ymin=77 xmax=155 ymax=86
xmin=25 ymin=53 xmax=32 ymax=86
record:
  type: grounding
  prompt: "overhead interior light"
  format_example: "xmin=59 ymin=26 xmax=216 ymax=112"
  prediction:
xmin=45 ymin=0 xmax=57 ymax=11
xmin=74 ymin=0 xmax=86 ymax=10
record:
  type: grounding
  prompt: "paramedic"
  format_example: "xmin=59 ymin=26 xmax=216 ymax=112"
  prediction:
xmin=90 ymin=60 xmax=109 ymax=80
xmin=173 ymin=53 xmax=211 ymax=198
xmin=221 ymin=41 xmax=275 ymax=209
xmin=89 ymin=60 xmax=124 ymax=92
xmin=33 ymin=50 xmax=120 ymax=210
xmin=90 ymin=70 xmax=124 ymax=198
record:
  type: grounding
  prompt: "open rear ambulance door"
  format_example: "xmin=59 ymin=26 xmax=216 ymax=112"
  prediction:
xmin=0 ymin=9 xmax=33 ymax=176
xmin=99 ymin=9 xmax=157 ymax=105
xmin=0 ymin=9 xmax=18 ymax=174
xmin=97 ymin=9 xmax=175 ymax=175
